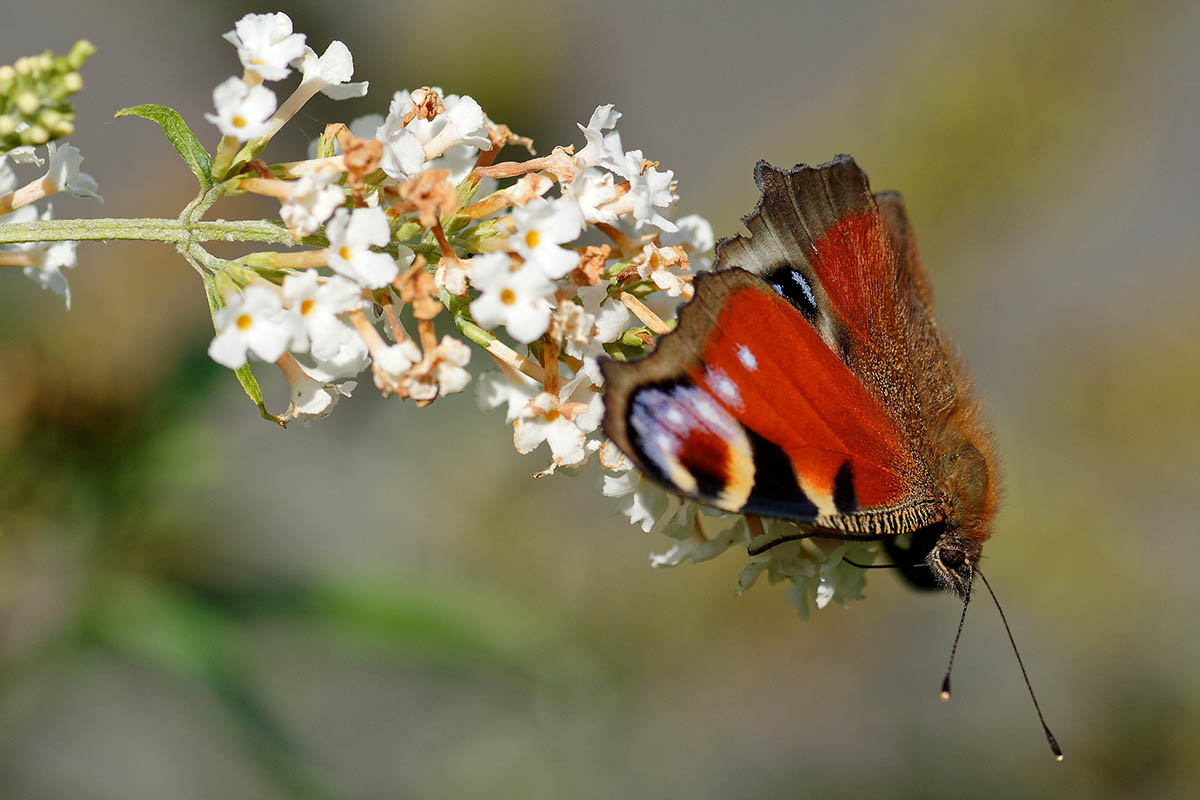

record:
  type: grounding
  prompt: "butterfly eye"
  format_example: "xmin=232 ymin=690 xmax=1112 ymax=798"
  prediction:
xmin=940 ymin=549 xmax=965 ymax=569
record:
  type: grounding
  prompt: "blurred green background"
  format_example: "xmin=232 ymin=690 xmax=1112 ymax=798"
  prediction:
xmin=2 ymin=0 xmax=1198 ymax=797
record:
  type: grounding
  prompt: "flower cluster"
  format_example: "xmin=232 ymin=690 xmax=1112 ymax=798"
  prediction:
xmin=0 ymin=40 xmax=94 ymax=153
xmin=0 ymin=141 xmax=100 ymax=306
xmin=0 ymin=11 xmax=878 ymax=614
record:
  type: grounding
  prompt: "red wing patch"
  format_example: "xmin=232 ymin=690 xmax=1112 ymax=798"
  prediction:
xmin=692 ymin=276 xmax=914 ymax=513
xmin=601 ymin=269 xmax=934 ymax=529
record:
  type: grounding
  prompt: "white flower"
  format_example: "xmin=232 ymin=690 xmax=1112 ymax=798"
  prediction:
xmin=0 ymin=156 xmax=15 ymax=193
xmin=577 ymin=285 xmax=629 ymax=344
xmin=295 ymin=41 xmax=368 ymax=100
xmin=376 ymin=88 xmax=490 ymax=183
xmin=5 ymin=146 xmax=41 ymax=166
xmin=279 ymin=355 xmax=355 ymax=420
xmin=208 ymin=285 xmax=294 ymax=368
xmin=602 ymin=468 xmax=679 ymax=535
xmin=477 ymin=367 xmax=540 ymax=423
xmin=513 ymin=392 xmax=586 ymax=470
xmin=280 ymin=167 xmax=343 ymax=237
xmin=43 ymin=143 xmax=100 ymax=201
xmin=650 ymin=511 xmax=744 ymax=568
xmin=604 ymin=149 xmax=677 ymax=233
xmin=662 ymin=214 xmax=715 ymax=271
xmin=5 ymin=203 xmax=78 ymax=307
xmin=402 ymin=336 xmax=471 ymax=401
xmin=561 ymin=168 xmax=618 ymax=224
xmin=281 ymin=271 xmax=363 ymax=359
xmin=563 ymin=285 xmax=630 ymax=386
xmin=371 ymin=339 xmax=422 ymax=394
xmin=205 ymin=77 xmax=277 ymax=141
xmin=223 ymin=12 xmax=307 ymax=81
xmin=575 ymin=104 xmax=624 ymax=169
xmin=633 ymin=243 xmax=692 ymax=299
xmin=511 ymin=374 xmax=605 ymax=474
xmin=509 ymin=197 xmax=583 ymax=279
xmin=468 ymin=252 xmax=556 ymax=343
xmin=326 ymin=207 xmax=408 ymax=289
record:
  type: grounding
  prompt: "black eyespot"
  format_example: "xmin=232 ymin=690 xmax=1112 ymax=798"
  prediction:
xmin=940 ymin=549 xmax=965 ymax=569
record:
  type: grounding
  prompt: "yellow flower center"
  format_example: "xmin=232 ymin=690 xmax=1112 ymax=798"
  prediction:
xmin=500 ymin=288 xmax=517 ymax=306
xmin=300 ymin=299 xmax=316 ymax=316
xmin=236 ymin=314 xmax=253 ymax=331
xmin=524 ymin=229 xmax=540 ymax=249
xmin=232 ymin=115 xmax=247 ymax=129
xmin=543 ymin=409 xmax=560 ymax=422
xmin=338 ymin=245 xmax=352 ymax=260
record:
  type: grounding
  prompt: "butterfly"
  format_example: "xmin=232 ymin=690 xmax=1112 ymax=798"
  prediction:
xmin=601 ymin=155 xmax=994 ymax=597
xmin=600 ymin=156 xmax=1062 ymax=759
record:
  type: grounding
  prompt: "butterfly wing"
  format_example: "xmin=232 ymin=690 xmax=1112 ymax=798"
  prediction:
xmin=602 ymin=156 xmax=952 ymax=540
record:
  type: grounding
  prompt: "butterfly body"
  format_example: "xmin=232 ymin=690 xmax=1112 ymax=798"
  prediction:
xmin=601 ymin=156 xmax=995 ymax=598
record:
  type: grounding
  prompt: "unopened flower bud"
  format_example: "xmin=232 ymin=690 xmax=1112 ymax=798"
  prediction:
xmin=15 ymin=91 xmax=40 ymax=115
xmin=62 ymin=72 xmax=83 ymax=93
xmin=67 ymin=41 xmax=96 ymax=70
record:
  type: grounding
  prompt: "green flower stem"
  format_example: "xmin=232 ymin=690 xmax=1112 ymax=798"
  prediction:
xmin=0 ymin=217 xmax=309 ymax=246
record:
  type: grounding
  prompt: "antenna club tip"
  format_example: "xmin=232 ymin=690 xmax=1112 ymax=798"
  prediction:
xmin=939 ymin=690 xmax=951 ymax=702
xmin=1048 ymin=733 xmax=1063 ymax=761
xmin=940 ymin=675 xmax=952 ymax=702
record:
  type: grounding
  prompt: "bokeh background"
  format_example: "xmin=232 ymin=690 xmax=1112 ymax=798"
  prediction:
xmin=2 ymin=0 xmax=1198 ymax=797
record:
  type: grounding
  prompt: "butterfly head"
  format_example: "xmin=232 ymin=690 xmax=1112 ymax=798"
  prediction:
xmin=928 ymin=535 xmax=981 ymax=599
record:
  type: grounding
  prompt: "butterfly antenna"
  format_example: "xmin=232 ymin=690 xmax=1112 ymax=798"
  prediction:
xmin=976 ymin=569 xmax=1064 ymax=762
xmin=940 ymin=592 xmax=970 ymax=702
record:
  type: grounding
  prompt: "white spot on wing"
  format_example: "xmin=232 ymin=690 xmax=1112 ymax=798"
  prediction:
xmin=704 ymin=367 xmax=743 ymax=411
xmin=790 ymin=269 xmax=816 ymax=307
xmin=737 ymin=345 xmax=758 ymax=371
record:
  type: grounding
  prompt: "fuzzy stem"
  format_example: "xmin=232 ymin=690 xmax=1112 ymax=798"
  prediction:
xmin=0 ymin=217 xmax=310 ymax=246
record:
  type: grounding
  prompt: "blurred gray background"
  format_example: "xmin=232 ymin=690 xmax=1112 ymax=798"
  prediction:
xmin=1 ymin=0 xmax=1198 ymax=797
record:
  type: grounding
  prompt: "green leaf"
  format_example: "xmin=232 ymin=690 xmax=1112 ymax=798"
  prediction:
xmin=203 ymin=275 xmax=285 ymax=426
xmin=116 ymin=104 xmax=213 ymax=187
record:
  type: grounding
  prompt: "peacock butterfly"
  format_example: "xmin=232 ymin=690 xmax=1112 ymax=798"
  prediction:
xmin=600 ymin=156 xmax=1061 ymax=759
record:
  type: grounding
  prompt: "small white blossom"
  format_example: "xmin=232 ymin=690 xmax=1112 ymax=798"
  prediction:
xmin=602 ymin=468 xmax=679 ymax=535
xmin=280 ymin=167 xmax=344 ymax=237
xmin=377 ymin=88 xmax=490 ymax=183
xmin=513 ymin=392 xmax=586 ymax=470
xmin=468 ymin=252 xmax=556 ymax=344
xmin=477 ymin=367 xmax=540 ymax=424
xmin=402 ymin=336 xmax=471 ymax=401
xmin=662 ymin=214 xmax=715 ymax=271
xmin=5 ymin=146 xmax=41 ymax=166
xmin=280 ymin=355 xmax=355 ymax=420
xmin=575 ymin=104 xmax=624 ymax=169
xmin=223 ymin=12 xmax=307 ymax=81
xmin=43 ymin=143 xmax=101 ymax=201
xmin=371 ymin=339 xmax=422 ymax=394
xmin=5 ymin=203 xmax=78 ymax=306
xmin=205 ymin=77 xmax=277 ymax=141
xmin=509 ymin=197 xmax=583 ymax=279
xmin=603 ymin=149 xmax=677 ymax=232
xmin=0 ymin=156 xmax=15 ymax=193
xmin=295 ymin=41 xmax=368 ymax=100
xmin=326 ymin=207 xmax=408 ymax=289
xmin=281 ymin=271 xmax=363 ymax=359
xmin=561 ymin=168 xmax=618 ymax=224
xmin=208 ymin=285 xmax=293 ymax=368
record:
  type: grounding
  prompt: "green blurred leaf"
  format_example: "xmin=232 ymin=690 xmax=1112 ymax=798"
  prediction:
xmin=116 ymin=103 xmax=213 ymax=188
